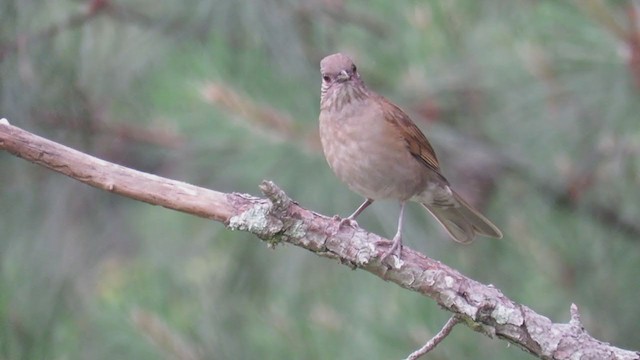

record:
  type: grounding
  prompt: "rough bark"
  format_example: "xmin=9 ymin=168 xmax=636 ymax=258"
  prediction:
xmin=1 ymin=120 xmax=638 ymax=360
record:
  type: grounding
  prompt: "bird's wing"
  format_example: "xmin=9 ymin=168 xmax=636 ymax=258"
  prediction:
xmin=378 ymin=95 xmax=444 ymax=176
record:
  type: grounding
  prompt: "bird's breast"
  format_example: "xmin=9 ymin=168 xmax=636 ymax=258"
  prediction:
xmin=319 ymin=100 xmax=429 ymax=200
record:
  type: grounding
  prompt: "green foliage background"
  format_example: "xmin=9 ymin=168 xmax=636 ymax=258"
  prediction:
xmin=1 ymin=0 xmax=639 ymax=358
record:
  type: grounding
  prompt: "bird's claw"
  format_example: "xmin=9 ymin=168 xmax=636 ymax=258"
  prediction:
xmin=377 ymin=237 xmax=403 ymax=264
xmin=340 ymin=217 xmax=359 ymax=229
xmin=332 ymin=215 xmax=359 ymax=229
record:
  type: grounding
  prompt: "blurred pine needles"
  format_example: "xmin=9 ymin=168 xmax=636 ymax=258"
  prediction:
xmin=1 ymin=0 xmax=639 ymax=358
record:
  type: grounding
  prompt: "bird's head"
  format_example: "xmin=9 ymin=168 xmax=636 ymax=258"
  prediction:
xmin=320 ymin=53 xmax=367 ymax=109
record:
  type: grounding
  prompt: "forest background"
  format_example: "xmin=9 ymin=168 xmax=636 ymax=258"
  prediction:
xmin=1 ymin=0 xmax=639 ymax=359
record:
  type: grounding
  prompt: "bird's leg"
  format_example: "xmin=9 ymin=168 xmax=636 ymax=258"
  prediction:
xmin=380 ymin=201 xmax=406 ymax=261
xmin=347 ymin=198 xmax=374 ymax=221
xmin=336 ymin=198 xmax=373 ymax=228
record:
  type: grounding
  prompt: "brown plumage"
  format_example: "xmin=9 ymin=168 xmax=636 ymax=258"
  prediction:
xmin=318 ymin=53 xmax=502 ymax=260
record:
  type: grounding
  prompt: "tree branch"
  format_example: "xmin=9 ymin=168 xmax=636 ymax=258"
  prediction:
xmin=406 ymin=315 xmax=461 ymax=360
xmin=0 ymin=119 xmax=638 ymax=360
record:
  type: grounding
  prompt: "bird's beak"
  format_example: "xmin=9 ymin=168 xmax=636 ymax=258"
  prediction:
xmin=336 ymin=70 xmax=350 ymax=82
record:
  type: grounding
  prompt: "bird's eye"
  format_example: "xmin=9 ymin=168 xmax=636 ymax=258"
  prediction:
xmin=322 ymin=75 xmax=331 ymax=82
xmin=351 ymin=64 xmax=357 ymax=72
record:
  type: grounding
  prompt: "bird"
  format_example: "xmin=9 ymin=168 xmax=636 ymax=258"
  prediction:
xmin=318 ymin=53 xmax=502 ymax=261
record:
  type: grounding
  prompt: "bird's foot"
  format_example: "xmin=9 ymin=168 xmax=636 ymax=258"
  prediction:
xmin=330 ymin=198 xmax=372 ymax=233
xmin=328 ymin=215 xmax=360 ymax=238
xmin=331 ymin=215 xmax=359 ymax=229
xmin=378 ymin=234 xmax=403 ymax=263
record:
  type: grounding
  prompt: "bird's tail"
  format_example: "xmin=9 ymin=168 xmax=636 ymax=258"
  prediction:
xmin=422 ymin=190 xmax=502 ymax=244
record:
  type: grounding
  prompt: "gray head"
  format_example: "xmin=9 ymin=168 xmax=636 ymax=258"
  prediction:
xmin=319 ymin=53 xmax=367 ymax=109
xmin=320 ymin=53 xmax=360 ymax=86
